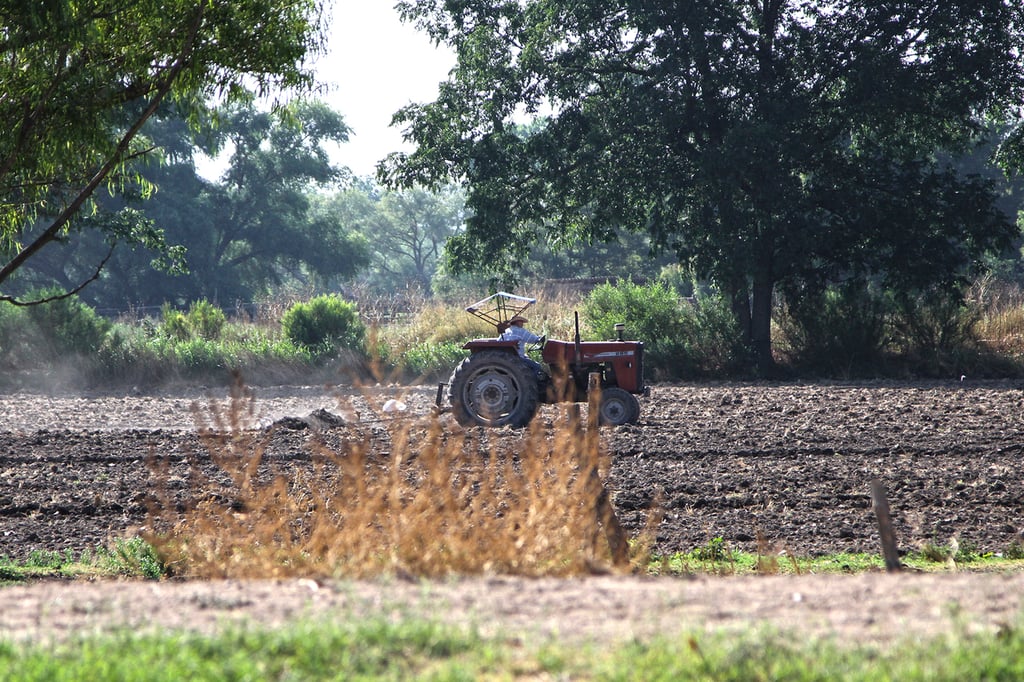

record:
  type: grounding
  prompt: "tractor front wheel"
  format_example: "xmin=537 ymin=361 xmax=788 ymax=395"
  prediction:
xmin=597 ymin=386 xmax=641 ymax=425
xmin=448 ymin=350 xmax=540 ymax=427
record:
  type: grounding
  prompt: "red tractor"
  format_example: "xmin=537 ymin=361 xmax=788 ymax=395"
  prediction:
xmin=437 ymin=292 xmax=646 ymax=427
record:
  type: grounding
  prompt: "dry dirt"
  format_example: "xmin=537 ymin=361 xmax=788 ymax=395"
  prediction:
xmin=2 ymin=380 xmax=1024 ymax=648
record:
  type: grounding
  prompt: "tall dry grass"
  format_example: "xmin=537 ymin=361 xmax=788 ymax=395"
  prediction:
xmin=974 ymin=279 xmax=1024 ymax=357
xmin=146 ymin=379 xmax=650 ymax=579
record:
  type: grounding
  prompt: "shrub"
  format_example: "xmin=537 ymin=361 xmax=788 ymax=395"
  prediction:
xmin=890 ymin=289 xmax=980 ymax=374
xmin=401 ymin=341 xmax=468 ymax=380
xmin=1004 ymin=541 xmax=1024 ymax=560
xmin=693 ymin=536 xmax=730 ymax=562
xmin=30 ymin=294 xmax=112 ymax=355
xmin=369 ymin=300 xmax=494 ymax=379
xmin=0 ymin=300 xmax=90 ymax=383
xmin=583 ymin=279 xmax=685 ymax=380
xmin=584 ymin=279 xmax=683 ymax=343
xmin=972 ymin=278 xmax=1024 ymax=356
xmin=656 ymin=263 xmax=696 ymax=298
xmin=679 ymin=294 xmax=748 ymax=377
xmin=101 ymin=537 xmax=166 ymax=579
xmin=160 ymin=300 xmax=227 ymax=341
xmin=779 ymin=282 xmax=892 ymax=376
xmin=281 ymin=294 xmax=366 ymax=353
xmin=583 ymin=280 xmax=747 ymax=379
xmin=95 ymin=323 xmax=168 ymax=384
xmin=401 ymin=301 xmax=495 ymax=345
xmin=185 ymin=300 xmax=226 ymax=339
xmin=147 ymin=383 xmax=643 ymax=579
xmin=160 ymin=305 xmax=191 ymax=340
xmin=0 ymin=302 xmax=29 ymax=364
xmin=172 ymin=337 xmax=229 ymax=372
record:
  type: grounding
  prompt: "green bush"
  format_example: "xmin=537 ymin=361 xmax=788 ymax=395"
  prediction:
xmin=95 ymin=323 xmax=167 ymax=384
xmin=401 ymin=341 xmax=468 ymax=380
xmin=584 ymin=279 xmax=683 ymax=344
xmin=24 ymin=293 xmax=111 ymax=356
xmin=62 ymin=310 xmax=321 ymax=387
xmin=282 ymin=294 xmax=366 ymax=353
xmin=160 ymin=300 xmax=227 ymax=340
xmin=185 ymin=300 xmax=226 ymax=339
xmin=780 ymin=283 xmax=892 ymax=376
xmin=891 ymin=289 xmax=980 ymax=373
xmin=656 ymin=263 xmax=696 ymax=298
xmin=583 ymin=280 xmax=747 ymax=380
xmin=0 ymin=302 xmax=29 ymax=363
xmin=0 ymin=292 xmax=114 ymax=372
xmin=160 ymin=305 xmax=191 ymax=340
xmin=679 ymin=294 xmax=748 ymax=377
xmin=101 ymin=537 xmax=166 ymax=579
xmin=172 ymin=337 xmax=229 ymax=372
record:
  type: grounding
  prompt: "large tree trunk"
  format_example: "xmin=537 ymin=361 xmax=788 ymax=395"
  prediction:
xmin=728 ymin=278 xmax=752 ymax=343
xmin=750 ymin=264 xmax=775 ymax=375
xmin=725 ymin=277 xmax=761 ymax=373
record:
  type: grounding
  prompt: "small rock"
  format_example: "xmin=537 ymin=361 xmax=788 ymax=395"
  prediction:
xmin=383 ymin=399 xmax=407 ymax=413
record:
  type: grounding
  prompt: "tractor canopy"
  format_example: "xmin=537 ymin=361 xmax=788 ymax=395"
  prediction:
xmin=465 ymin=292 xmax=536 ymax=335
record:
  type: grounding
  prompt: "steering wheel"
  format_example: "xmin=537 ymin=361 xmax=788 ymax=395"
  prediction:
xmin=527 ymin=334 xmax=546 ymax=354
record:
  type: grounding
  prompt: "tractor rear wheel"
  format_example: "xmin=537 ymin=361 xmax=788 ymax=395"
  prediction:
xmin=597 ymin=386 xmax=641 ymax=425
xmin=448 ymin=350 xmax=540 ymax=427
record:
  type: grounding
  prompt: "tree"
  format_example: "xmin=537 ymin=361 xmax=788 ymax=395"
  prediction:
xmin=384 ymin=0 xmax=1024 ymax=371
xmin=0 ymin=0 xmax=327 ymax=304
xmin=193 ymin=100 xmax=367 ymax=301
xmin=5 ymin=101 xmax=370 ymax=309
xmin=373 ymin=185 xmax=465 ymax=289
xmin=333 ymin=184 xmax=465 ymax=292
xmin=516 ymin=229 xmax=676 ymax=284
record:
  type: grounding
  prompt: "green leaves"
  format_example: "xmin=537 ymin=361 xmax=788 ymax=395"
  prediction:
xmin=0 ymin=0 xmax=328 ymax=299
xmin=282 ymin=294 xmax=365 ymax=353
xmin=388 ymin=0 xmax=1024 ymax=369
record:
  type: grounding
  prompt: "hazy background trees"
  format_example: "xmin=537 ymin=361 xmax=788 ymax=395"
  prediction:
xmin=4 ymin=101 xmax=370 ymax=309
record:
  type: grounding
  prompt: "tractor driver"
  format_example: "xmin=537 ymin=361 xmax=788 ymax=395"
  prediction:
xmin=501 ymin=315 xmax=546 ymax=376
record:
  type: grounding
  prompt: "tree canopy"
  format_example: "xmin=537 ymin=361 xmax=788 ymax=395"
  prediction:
xmin=331 ymin=184 xmax=465 ymax=292
xmin=383 ymin=0 xmax=1024 ymax=370
xmin=0 ymin=0 xmax=327 ymax=304
xmin=8 ymin=101 xmax=370 ymax=309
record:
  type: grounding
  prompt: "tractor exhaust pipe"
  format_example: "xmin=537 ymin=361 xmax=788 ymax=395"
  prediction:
xmin=614 ymin=322 xmax=625 ymax=342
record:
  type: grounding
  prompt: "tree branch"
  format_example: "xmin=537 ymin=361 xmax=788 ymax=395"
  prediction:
xmin=0 ymin=5 xmax=206 ymax=288
xmin=0 ymin=243 xmax=115 ymax=306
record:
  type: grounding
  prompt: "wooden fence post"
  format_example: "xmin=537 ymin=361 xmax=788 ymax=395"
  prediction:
xmin=870 ymin=478 xmax=901 ymax=573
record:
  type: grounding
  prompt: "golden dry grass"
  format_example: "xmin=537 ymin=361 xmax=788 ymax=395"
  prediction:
xmin=146 ymin=380 xmax=649 ymax=580
xmin=971 ymin=279 xmax=1024 ymax=356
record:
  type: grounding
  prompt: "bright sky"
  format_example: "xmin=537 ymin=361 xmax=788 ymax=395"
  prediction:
xmin=315 ymin=1 xmax=456 ymax=178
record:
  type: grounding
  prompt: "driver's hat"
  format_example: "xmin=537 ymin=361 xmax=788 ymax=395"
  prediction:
xmin=509 ymin=315 xmax=528 ymax=324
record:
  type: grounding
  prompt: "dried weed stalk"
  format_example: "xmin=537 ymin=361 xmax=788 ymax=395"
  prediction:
xmin=146 ymin=381 xmax=645 ymax=579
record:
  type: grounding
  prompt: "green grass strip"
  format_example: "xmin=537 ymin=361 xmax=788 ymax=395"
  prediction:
xmin=0 ymin=620 xmax=487 ymax=681
xmin=2 ymin=616 xmax=1024 ymax=681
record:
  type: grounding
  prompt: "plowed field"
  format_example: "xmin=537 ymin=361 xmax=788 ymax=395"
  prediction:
xmin=2 ymin=381 xmax=1023 ymax=647
xmin=2 ymin=381 xmax=1022 ymax=560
